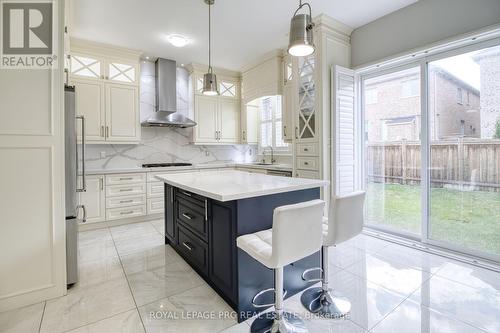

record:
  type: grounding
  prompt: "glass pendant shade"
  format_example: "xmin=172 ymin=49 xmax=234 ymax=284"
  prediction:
xmin=202 ymin=71 xmax=219 ymax=96
xmin=288 ymin=11 xmax=315 ymax=57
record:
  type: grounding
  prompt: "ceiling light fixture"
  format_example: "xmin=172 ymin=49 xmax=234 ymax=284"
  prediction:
xmin=287 ymin=0 xmax=315 ymax=57
xmin=202 ymin=0 xmax=219 ymax=96
xmin=167 ymin=34 xmax=189 ymax=48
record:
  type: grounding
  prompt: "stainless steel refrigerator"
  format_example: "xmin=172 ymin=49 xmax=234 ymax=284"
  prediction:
xmin=64 ymin=85 xmax=86 ymax=285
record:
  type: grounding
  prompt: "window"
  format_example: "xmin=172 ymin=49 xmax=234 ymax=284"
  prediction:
xmin=457 ymin=87 xmax=463 ymax=104
xmin=365 ymin=88 xmax=378 ymax=104
xmin=401 ymin=79 xmax=419 ymax=98
xmin=220 ymin=81 xmax=236 ymax=97
xmin=467 ymin=91 xmax=471 ymax=106
xmin=257 ymin=96 xmax=289 ymax=152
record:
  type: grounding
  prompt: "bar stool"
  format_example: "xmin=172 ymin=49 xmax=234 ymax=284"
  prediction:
xmin=237 ymin=199 xmax=325 ymax=333
xmin=301 ymin=191 xmax=366 ymax=318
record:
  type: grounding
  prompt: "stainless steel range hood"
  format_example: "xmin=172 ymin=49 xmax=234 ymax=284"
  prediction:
xmin=142 ymin=58 xmax=196 ymax=128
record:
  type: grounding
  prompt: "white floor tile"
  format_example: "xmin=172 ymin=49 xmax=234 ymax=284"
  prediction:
xmin=138 ymin=283 xmax=236 ymax=333
xmin=371 ymin=298 xmax=487 ymax=333
xmin=409 ymin=275 xmax=500 ymax=332
xmin=114 ymin=233 xmax=165 ymax=257
xmin=110 ymin=222 xmax=159 ymax=242
xmin=375 ymin=243 xmax=449 ymax=273
xmin=150 ymin=219 xmax=165 ymax=236
xmin=40 ymin=277 xmax=135 ymax=333
xmin=120 ymin=244 xmax=182 ymax=276
xmin=0 ymin=302 xmax=44 ymax=333
xmin=65 ymin=309 xmax=145 ymax=333
xmin=127 ymin=260 xmax=204 ymax=306
xmin=69 ymin=256 xmax=125 ymax=293
xmin=435 ymin=260 xmax=500 ymax=293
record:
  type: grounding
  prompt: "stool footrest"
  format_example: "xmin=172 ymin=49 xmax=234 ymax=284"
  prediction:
xmin=301 ymin=267 xmax=323 ymax=283
xmin=252 ymin=287 xmax=288 ymax=308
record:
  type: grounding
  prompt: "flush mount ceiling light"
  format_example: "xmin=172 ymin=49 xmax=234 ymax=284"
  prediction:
xmin=167 ymin=34 xmax=189 ymax=48
xmin=202 ymin=0 xmax=219 ymax=96
xmin=287 ymin=0 xmax=315 ymax=57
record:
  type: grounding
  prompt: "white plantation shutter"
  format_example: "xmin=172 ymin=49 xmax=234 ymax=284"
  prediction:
xmin=334 ymin=66 xmax=358 ymax=195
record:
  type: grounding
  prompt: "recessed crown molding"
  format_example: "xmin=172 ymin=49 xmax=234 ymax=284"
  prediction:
xmin=313 ymin=14 xmax=353 ymax=38
xmin=186 ymin=63 xmax=241 ymax=78
xmin=70 ymin=37 xmax=143 ymax=60
xmin=240 ymin=49 xmax=284 ymax=73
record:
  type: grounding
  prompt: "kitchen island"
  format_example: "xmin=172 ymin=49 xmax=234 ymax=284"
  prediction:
xmin=156 ymin=170 xmax=328 ymax=322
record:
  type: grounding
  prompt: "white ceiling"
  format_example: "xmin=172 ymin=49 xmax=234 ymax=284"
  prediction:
xmin=70 ymin=0 xmax=417 ymax=71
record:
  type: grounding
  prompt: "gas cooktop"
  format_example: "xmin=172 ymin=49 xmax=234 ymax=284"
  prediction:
xmin=141 ymin=163 xmax=193 ymax=168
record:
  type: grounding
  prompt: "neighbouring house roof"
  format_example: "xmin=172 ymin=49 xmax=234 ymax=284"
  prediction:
xmin=431 ymin=67 xmax=480 ymax=96
xmin=383 ymin=115 xmax=419 ymax=124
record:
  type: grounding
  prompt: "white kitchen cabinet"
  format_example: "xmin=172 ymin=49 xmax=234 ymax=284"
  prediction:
xmin=240 ymin=103 xmax=259 ymax=144
xmin=194 ymin=95 xmax=219 ymax=143
xmin=73 ymin=77 xmax=105 ymax=142
xmin=218 ymin=99 xmax=240 ymax=143
xmin=282 ymin=55 xmax=295 ymax=143
xmin=78 ymin=175 xmax=106 ymax=224
xmin=70 ymin=39 xmax=141 ymax=144
xmin=105 ymin=83 xmax=140 ymax=142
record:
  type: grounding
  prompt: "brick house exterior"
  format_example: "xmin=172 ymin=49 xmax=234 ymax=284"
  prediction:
xmin=365 ymin=67 xmax=480 ymax=142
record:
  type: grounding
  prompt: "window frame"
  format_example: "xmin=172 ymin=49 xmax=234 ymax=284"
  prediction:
xmin=257 ymin=95 xmax=291 ymax=155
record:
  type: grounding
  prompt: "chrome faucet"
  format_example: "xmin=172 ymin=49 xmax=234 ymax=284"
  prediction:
xmin=263 ymin=146 xmax=276 ymax=164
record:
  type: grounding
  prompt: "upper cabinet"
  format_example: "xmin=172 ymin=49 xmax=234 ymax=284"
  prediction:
xmin=296 ymin=55 xmax=317 ymax=143
xmin=69 ymin=39 xmax=141 ymax=144
xmin=189 ymin=64 xmax=241 ymax=145
xmin=282 ymin=54 xmax=296 ymax=143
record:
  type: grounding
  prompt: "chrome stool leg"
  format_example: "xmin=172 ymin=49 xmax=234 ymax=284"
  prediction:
xmin=300 ymin=246 xmax=351 ymax=319
xmin=251 ymin=267 xmax=308 ymax=333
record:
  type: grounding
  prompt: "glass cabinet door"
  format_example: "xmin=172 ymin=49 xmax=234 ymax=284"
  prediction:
xmin=70 ymin=54 xmax=102 ymax=79
xmin=297 ymin=55 xmax=316 ymax=140
xmin=107 ymin=62 xmax=137 ymax=83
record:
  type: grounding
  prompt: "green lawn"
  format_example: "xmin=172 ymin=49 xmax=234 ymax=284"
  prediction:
xmin=366 ymin=182 xmax=500 ymax=255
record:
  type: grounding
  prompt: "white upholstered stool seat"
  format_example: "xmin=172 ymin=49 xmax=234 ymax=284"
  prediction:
xmin=237 ymin=229 xmax=273 ymax=268
xmin=237 ymin=199 xmax=325 ymax=333
xmin=301 ymin=191 xmax=366 ymax=318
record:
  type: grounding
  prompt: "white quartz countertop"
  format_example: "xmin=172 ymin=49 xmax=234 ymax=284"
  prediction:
xmin=86 ymin=162 xmax=292 ymax=175
xmin=155 ymin=170 xmax=328 ymax=202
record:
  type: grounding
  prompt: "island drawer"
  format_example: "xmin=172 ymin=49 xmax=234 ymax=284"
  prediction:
xmin=177 ymin=225 xmax=208 ymax=275
xmin=177 ymin=200 xmax=208 ymax=241
xmin=176 ymin=189 xmax=206 ymax=208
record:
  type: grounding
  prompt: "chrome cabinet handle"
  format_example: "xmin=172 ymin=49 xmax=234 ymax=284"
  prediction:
xmin=119 ymin=177 xmax=133 ymax=181
xmin=100 ymin=125 xmax=104 ymax=137
xmin=100 ymin=75 xmax=104 ymax=80
xmin=215 ymin=131 xmax=218 ymax=140
xmin=100 ymin=177 xmax=104 ymax=191
xmin=204 ymin=199 xmax=208 ymax=221
xmin=182 ymin=242 xmax=193 ymax=251
xmin=182 ymin=213 xmax=194 ymax=220
xmin=106 ymin=126 xmax=109 ymax=138
xmin=283 ymin=126 xmax=287 ymax=138
xmin=295 ymin=127 xmax=299 ymax=139
xmin=76 ymin=115 xmax=86 ymax=192
xmin=304 ymin=148 xmax=309 ymax=152
xmin=304 ymin=162 xmax=309 ymax=165
xmin=77 ymin=204 xmax=87 ymax=223
xmin=120 ymin=210 xmax=134 ymax=215
xmin=120 ymin=199 xmax=134 ymax=204
xmin=119 ymin=188 xmax=133 ymax=192
xmin=171 ymin=187 xmax=174 ymax=203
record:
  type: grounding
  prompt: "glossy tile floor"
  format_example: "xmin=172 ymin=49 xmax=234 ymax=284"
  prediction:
xmin=1 ymin=219 xmax=500 ymax=333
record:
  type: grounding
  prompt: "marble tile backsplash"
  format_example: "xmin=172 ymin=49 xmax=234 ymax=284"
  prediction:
xmin=85 ymin=61 xmax=256 ymax=170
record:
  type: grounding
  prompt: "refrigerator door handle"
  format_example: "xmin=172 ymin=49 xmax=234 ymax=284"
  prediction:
xmin=76 ymin=115 xmax=86 ymax=192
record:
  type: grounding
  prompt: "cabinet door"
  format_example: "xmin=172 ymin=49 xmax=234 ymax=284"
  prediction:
xmin=105 ymin=83 xmax=140 ymax=142
xmin=165 ymin=185 xmax=176 ymax=243
xmin=296 ymin=55 xmax=317 ymax=142
xmin=282 ymin=56 xmax=296 ymax=143
xmin=72 ymin=78 xmax=105 ymax=142
xmin=218 ymin=99 xmax=240 ymax=143
xmin=78 ymin=175 xmax=105 ymax=223
xmin=209 ymin=201 xmax=236 ymax=300
xmin=70 ymin=54 xmax=103 ymax=80
xmin=242 ymin=104 xmax=259 ymax=144
xmin=194 ymin=95 xmax=218 ymax=143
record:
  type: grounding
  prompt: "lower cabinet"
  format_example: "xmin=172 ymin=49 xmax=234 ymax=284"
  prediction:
xmin=209 ymin=201 xmax=237 ymax=299
xmin=78 ymin=175 xmax=105 ymax=223
xmin=168 ymin=187 xmax=237 ymax=306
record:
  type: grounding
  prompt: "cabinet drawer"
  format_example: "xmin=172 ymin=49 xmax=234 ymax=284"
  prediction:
xmin=177 ymin=225 xmax=208 ymax=275
xmin=106 ymin=194 xmax=146 ymax=209
xmin=106 ymin=173 xmax=146 ymax=185
xmin=296 ymin=157 xmax=319 ymax=171
xmin=147 ymin=182 xmax=165 ymax=198
xmin=296 ymin=143 xmax=318 ymax=156
xmin=147 ymin=197 xmax=165 ymax=215
xmin=177 ymin=200 xmax=208 ymax=241
xmin=106 ymin=183 xmax=146 ymax=197
xmin=295 ymin=170 xmax=320 ymax=179
xmin=106 ymin=205 xmax=146 ymax=220
xmin=177 ymin=189 xmax=206 ymax=207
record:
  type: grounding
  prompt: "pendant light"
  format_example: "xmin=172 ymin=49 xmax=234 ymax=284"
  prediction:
xmin=287 ymin=0 xmax=315 ymax=57
xmin=202 ymin=0 xmax=219 ymax=96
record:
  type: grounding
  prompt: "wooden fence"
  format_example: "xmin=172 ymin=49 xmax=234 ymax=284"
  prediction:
xmin=367 ymin=139 xmax=500 ymax=192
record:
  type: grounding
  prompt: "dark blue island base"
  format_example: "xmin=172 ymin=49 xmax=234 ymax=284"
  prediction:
xmin=164 ymin=184 xmax=321 ymax=322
